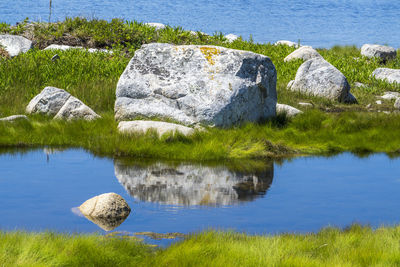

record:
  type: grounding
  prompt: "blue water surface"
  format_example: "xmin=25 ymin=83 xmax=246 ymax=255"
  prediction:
xmin=1 ymin=0 xmax=400 ymax=48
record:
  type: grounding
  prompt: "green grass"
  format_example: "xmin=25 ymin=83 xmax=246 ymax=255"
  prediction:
xmin=2 ymin=225 xmax=400 ymax=266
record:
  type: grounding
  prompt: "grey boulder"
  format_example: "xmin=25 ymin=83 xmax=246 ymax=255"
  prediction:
xmin=284 ymin=46 xmax=322 ymax=62
xmin=288 ymin=58 xmax=356 ymax=103
xmin=0 ymin=34 xmax=32 ymax=57
xmin=361 ymin=44 xmax=397 ymax=61
xmin=276 ymin=103 xmax=302 ymax=117
xmin=54 ymin=96 xmax=100 ymax=121
xmin=372 ymin=68 xmax=400 ymax=84
xmin=115 ymin=43 xmax=277 ymax=127
xmin=118 ymin=120 xmax=194 ymax=137
xmin=380 ymin=91 xmax=400 ymax=100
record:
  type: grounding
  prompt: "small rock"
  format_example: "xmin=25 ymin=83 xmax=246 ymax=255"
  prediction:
xmin=44 ymin=44 xmax=111 ymax=54
xmin=361 ymin=44 xmax=397 ymax=62
xmin=274 ymin=40 xmax=299 ymax=48
xmin=353 ymin=82 xmax=366 ymax=88
xmin=372 ymin=68 xmax=400 ymax=84
xmin=284 ymin=46 xmax=322 ymax=62
xmin=118 ymin=120 xmax=195 ymax=137
xmin=298 ymin=102 xmax=313 ymax=107
xmin=190 ymin=31 xmax=208 ymax=36
xmin=376 ymin=100 xmax=382 ymax=105
xmin=383 ymin=111 xmax=390 ymax=114
xmin=0 ymin=34 xmax=32 ymax=57
xmin=144 ymin=22 xmax=166 ymax=30
xmin=224 ymin=33 xmax=239 ymax=42
xmin=395 ymin=98 xmax=400 ymax=109
xmin=0 ymin=115 xmax=28 ymax=122
xmin=54 ymin=96 xmax=100 ymax=121
xmin=79 ymin=193 xmax=131 ymax=231
xmin=380 ymin=91 xmax=400 ymax=100
xmin=276 ymin=103 xmax=302 ymax=117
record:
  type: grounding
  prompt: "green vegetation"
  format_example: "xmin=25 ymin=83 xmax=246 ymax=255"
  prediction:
xmin=0 ymin=17 xmax=400 ymax=160
xmin=2 ymin=225 xmax=400 ymax=266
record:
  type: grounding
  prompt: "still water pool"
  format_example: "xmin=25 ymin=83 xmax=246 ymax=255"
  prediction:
xmin=1 ymin=149 xmax=399 ymax=239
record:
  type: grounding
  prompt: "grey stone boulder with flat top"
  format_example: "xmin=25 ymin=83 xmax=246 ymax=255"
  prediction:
xmin=284 ymin=46 xmax=322 ymax=62
xmin=118 ymin=120 xmax=194 ymax=137
xmin=0 ymin=34 xmax=32 ymax=57
xmin=372 ymin=68 xmax=400 ymax=84
xmin=361 ymin=44 xmax=397 ymax=61
xmin=115 ymin=43 xmax=277 ymax=127
xmin=288 ymin=58 xmax=356 ymax=103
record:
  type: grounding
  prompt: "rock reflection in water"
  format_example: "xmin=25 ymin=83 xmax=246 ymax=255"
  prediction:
xmin=114 ymin=161 xmax=274 ymax=206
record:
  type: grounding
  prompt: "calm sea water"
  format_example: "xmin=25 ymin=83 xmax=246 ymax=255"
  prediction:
xmin=1 ymin=0 xmax=399 ymax=48
xmin=1 ymin=149 xmax=399 ymax=240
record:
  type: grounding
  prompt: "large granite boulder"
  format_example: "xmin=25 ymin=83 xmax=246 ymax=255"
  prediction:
xmin=26 ymin=87 xmax=100 ymax=120
xmin=115 ymin=43 xmax=277 ymax=127
xmin=276 ymin=103 xmax=302 ymax=117
xmin=284 ymin=46 xmax=322 ymax=62
xmin=0 ymin=34 xmax=32 ymax=57
xmin=79 ymin=193 xmax=131 ymax=231
xmin=288 ymin=58 xmax=356 ymax=103
xmin=118 ymin=120 xmax=194 ymax=137
xmin=361 ymin=44 xmax=397 ymax=61
xmin=372 ymin=68 xmax=400 ymax=84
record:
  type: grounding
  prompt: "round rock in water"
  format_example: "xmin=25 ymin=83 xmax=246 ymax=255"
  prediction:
xmin=115 ymin=43 xmax=277 ymax=127
xmin=0 ymin=34 xmax=32 ymax=57
xmin=79 ymin=193 xmax=131 ymax=231
xmin=361 ymin=44 xmax=397 ymax=62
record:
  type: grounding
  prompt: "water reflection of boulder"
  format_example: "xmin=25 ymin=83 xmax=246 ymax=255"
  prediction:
xmin=114 ymin=161 xmax=274 ymax=206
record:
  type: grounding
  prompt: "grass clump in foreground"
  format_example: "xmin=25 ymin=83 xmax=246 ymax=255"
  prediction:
xmin=2 ymin=225 xmax=400 ymax=266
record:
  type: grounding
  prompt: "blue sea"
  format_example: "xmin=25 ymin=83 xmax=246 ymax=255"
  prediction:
xmin=1 ymin=0 xmax=399 ymax=48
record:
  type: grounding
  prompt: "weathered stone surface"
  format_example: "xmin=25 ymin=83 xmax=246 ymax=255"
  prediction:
xmin=288 ymin=58 xmax=355 ymax=103
xmin=0 ymin=115 xmax=28 ymax=122
xmin=54 ymin=96 xmax=100 ymax=120
xmin=276 ymin=103 xmax=302 ymax=117
xmin=395 ymin=98 xmax=400 ymax=109
xmin=361 ymin=44 xmax=397 ymax=61
xmin=114 ymin=161 xmax=274 ymax=206
xmin=144 ymin=22 xmax=166 ymax=30
xmin=284 ymin=46 xmax=322 ymax=62
xmin=44 ymin=44 xmax=111 ymax=53
xmin=79 ymin=193 xmax=131 ymax=231
xmin=275 ymin=40 xmax=299 ymax=48
xmin=380 ymin=91 xmax=400 ymax=100
xmin=0 ymin=34 xmax=32 ymax=57
xmin=225 ymin=34 xmax=239 ymax=42
xmin=118 ymin=120 xmax=194 ymax=137
xmin=26 ymin=87 xmax=71 ymax=116
xmin=372 ymin=68 xmax=400 ymax=84
xmin=115 ymin=43 xmax=277 ymax=127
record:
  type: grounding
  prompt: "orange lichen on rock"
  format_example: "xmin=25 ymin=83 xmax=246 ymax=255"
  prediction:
xmin=200 ymin=47 xmax=220 ymax=65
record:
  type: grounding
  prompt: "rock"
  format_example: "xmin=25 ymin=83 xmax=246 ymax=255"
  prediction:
xmin=144 ymin=22 xmax=166 ymax=30
xmin=115 ymin=43 xmax=277 ymax=127
xmin=118 ymin=120 xmax=194 ymax=137
xmin=274 ymin=40 xmax=299 ymax=48
xmin=276 ymin=103 xmax=302 ymax=117
xmin=376 ymin=100 xmax=382 ymax=105
xmin=26 ymin=86 xmax=100 ymax=120
xmin=79 ymin=193 xmax=131 ymax=231
xmin=344 ymin=92 xmax=358 ymax=104
xmin=44 ymin=44 xmax=111 ymax=53
xmin=298 ymin=102 xmax=313 ymax=107
xmin=395 ymin=98 xmax=400 ymax=109
xmin=287 ymin=80 xmax=294 ymax=89
xmin=225 ymin=34 xmax=239 ymax=42
xmin=372 ymin=68 xmax=400 ymax=84
xmin=0 ymin=34 xmax=32 ymax=57
xmin=284 ymin=46 xmax=322 ymax=62
xmin=361 ymin=44 xmax=397 ymax=61
xmin=380 ymin=91 xmax=400 ymax=100
xmin=289 ymin=58 xmax=355 ymax=103
xmin=0 ymin=115 xmax=28 ymax=122
xmin=54 ymin=96 xmax=100 ymax=120
xmin=353 ymin=82 xmax=366 ymax=88
xmin=190 ymin=31 xmax=208 ymax=36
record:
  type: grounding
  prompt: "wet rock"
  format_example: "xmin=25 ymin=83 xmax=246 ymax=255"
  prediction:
xmin=225 ymin=34 xmax=239 ymax=42
xmin=288 ymin=58 xmax=356 ymax=103
xmin=395 ymin=98 xmax=400 ymax=109
xmin=274 ymin=40 xmax=299 ymax=48
xmin=276 ymin=103 xmax=302 ymax=117
xmin=144 ymin=22 xmax=166 ymax=30
xmin=0 ymin=115 xmax=28 ymax=122
xmin=284 ymin=46 xmax=322 ymax=62
xmin=79 ymin=193 xmax=131 ymax=231
xmin=361 ymin=44 xmax=397 ymax=62
xmin=115 ymin=43 xmax=277 ymax=127
xmin=372 ymin=68 xmax=400 ymax=84
xmin=54 ymin=96 xmax=100 ymax=120
xmin=44 ymin=44 xmax=111 ymax=53
xmin=0 ymin=34 xmax=32 ymax=57
xmin=118 ymin=120 xmax=194 ymax=137
xmin=380 ymin=91 xmax=400 ymax=100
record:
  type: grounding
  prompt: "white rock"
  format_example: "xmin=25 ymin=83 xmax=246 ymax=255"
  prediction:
xmin=276 ymin=103 xmax=302 ymax=117
xmin=44 ymin=44 xmax=111 ymax=53
xmin=118 ymin=120 xmax=194 ymax=137
xmin=115 ymin=43 xmax=277 ymax=127
xmin=190 ymin=31 xmax=208 ymax=36
xmin=0 ymin=115 xmax=28 ymax=122
xmin=298 ymin=102 xmax=313 ymax=107
xmin=79 ymin=193 xmax=131 ymax=231
xmin=26 ymin=87 xmax=71 ymax=116
xmin=274 ymin=40 xmax=299 ymax=48
xmin=394 ymin=98 xmax=400 ymax=109
xmin=0 ymin=34 xmax=32 ymax=57
xmin=54 ymin=96 xmax=100 ymax=120
xmin=372 ymin=68 xmax=400 ymax=84
xmin=380 ymin=91 xmax=400 ymax=100
xmin=289 ymin=58 xmax=355 ymax=103
xmin=225 ymin=33 xmax=239 ymax=42
xmin=353 ymin=82 xmax=366 ymax=88
xmin=284 ymin=46 xmax=322 ymax=62
xmin=361 ymin=44 xmax=397 ymax=61
xmin=376 ymin=100 xmax=382 ymax=105
xmin=144 ymin=22 xmax=166 ymax=30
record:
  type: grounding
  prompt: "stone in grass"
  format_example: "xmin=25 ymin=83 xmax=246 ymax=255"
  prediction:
xmin=288 ymin=57 xmax=357 ymax=103
xmin=372 ymin=68 xmax=400 ymax=85
xmin=79 ymin=193 xmax=131 ymax=231
xmin=0 ymin=115 xmax=28 ymax=122
xmin=144 ymin=22 xmax=166 ymax=30
xmin=276 ymin=103 xmax=302 ymax=117
xmin=0 ymin=34 xmax=32 ymax=57
xmin=284 ymin=46 xmax=322 ymax=62
xmin=395 ymin=98 xmax=400 ymax=110
xmin=380 ymin=91 xmax=400 ymax=100
xmin=274 ymin=40 xmax=299 ymax=48
xmin=53 ymin=96 xmax=100 ymax=121
xmin=118 ymin=120 xmax=194 ymax=137
xmin=225 ymin=34 xmax=239 ymax=43
xmin=361 ymin=44 xmax=397 ymax=62
xmin=115 ymin=43 xmax=277 ymax=127
xmin=44 ymin=44 xmax=111 ymax=54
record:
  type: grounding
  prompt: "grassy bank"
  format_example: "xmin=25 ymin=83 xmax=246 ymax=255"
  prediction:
xmin=1 ymin=18 xmax=400 ymax=159
xmin=2 ymin=225 xmax=400 ymax=266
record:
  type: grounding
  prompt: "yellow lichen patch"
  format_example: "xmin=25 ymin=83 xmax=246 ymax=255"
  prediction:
xmin=200 ymin=47 xmax=220 ymax=65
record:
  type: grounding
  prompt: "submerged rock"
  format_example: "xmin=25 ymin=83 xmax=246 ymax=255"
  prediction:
xmin=115 ymin=43 xmax=277 ymax=127
xmin=276 ymin=103 xmax=302 ymax=117
xmin=284 ymin=46 xmax=322 ymax=62
xmin=0 ymin=115 xmax=28 ymax=122
xmin=118 ymin=120 xmax=194 ymax=137
xmin=372 ymin=68 xmax=400 ymax=84
xmin=0 ymin=34 xmax=32 ymax=57
xmin=288 ymin=58 xmax=356 ymax=103
xmin=79 ymin=193 xmax=131 ymax=231
xmin=361 ymin=44 xmax=397 ymax=62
